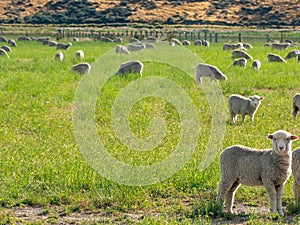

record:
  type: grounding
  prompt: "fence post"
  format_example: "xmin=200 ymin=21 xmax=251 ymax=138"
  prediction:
xmin=204 ymin=31 xmax=207 ymax=40
xmin=238 ymin=33 xmax=242 ymax=42
xmin=215 ymin=32 xmax=218 ymax=43
xmin=209 ymin=32 xmax=212 ymax=43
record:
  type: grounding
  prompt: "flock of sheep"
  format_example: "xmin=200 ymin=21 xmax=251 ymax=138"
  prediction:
xmin=1 ymin=33 xmax=300 ymax=217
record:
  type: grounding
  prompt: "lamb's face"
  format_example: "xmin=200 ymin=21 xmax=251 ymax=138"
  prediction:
xmin=250 ymin=95 xmax=263 ymax=107
xmin=268 ymin=130 xmax=298 ymax=155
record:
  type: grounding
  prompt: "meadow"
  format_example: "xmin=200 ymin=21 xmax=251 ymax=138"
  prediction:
xmin=0 ymin=37 xmax=300 ymax=224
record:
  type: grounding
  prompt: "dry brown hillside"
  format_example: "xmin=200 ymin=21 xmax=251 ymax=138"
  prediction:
xmin=0 ymin=0 xmax=299 ymax=27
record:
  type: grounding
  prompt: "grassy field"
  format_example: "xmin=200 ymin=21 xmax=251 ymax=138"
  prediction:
xmin=1 ymin=37 xmax=300 ymax=224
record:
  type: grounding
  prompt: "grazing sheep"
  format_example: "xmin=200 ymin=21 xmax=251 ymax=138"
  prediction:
xmin=292 ymin=147 xmax=300 ymax=205
xmin=113 ymin=37 xmax=122 ymax=43
xmin=252 ymin=60 xmax=261 ymax=70
xmin=217 ymin=130 xmax=298 ymax=216
xmin=1 ymin=45 xmax=12 ymax=53
xmin=182 ymin=40 xmax=191 ymax=46
xmin=100 ymin=37 xmax=113 ymax=42
xmin=8 ymin=39 xmax=17 ymax=47
xmin=231 ymin=50 xmax=253 ymax=60
xmin=267 ymin=53 xmax=287 ymax=63
xmin=145 ymin=43 xmax=155 ymax=49
xmin=18 ymin=36 xmax=31 ymax=41
xmin=56 ymin=42 xmax=72 ymax=50
xmin=171 ymin=38 xmax=181 ymax=45
xmin=264 ymin=43 xmax=271 ymax=47
xmin=0 ymin=36 xmax=8 ymax=42
xmin=48 ymin=41 xmax=57 ymax=47
xmin=0 ymin=49 xmax=9 ymax=58
xmin=116 ymin=60 xmax=144 ymax=76
xmin=73 ymin=37 xmax=79 ymax=42
xmin=196 ymin=63 xmax=227 ymax=84
xmin=292 ymin=93 xmax=300 ymax=118
xmin=75 ymin=50 xmax=84 ymax=60
xmin=127 ymin=44 xmax=146 ymax=52
xmin=243 ymin=43 xmax=253 ymax=49
xmin=116 ymin=45 xmax=130 ymax=54
xmin=169 ymin=42 xmax=175 ymax=47
xmin=70 ymin=63 xmax=91 ymax=75
xmin=231 ymin=58 xmax=247 ymax=68
xmin=147 ymin=37 xmax=157 ymax=42
xmin=284 ymin=50 xmax=299 ymax=60
xmin=55 ymin=51 xmax=64 ymax=62
xmin=42 ymin=40 xmax=50 ymax=45
xmin=223 ymin=43 xmax=243 ymax=50
xmin=228 ymin=94 xmax=263 ymax=123
xmin=194 ymin=39 xmax=202 ymax=46
xmin=203 ymin=40 xmax=210 ymax=47
xmin=271 ymin=43 xmax=290 ymax=50
xmin=37 ymin=37 xmax=51 ymax=42
xmin=130 ymin=37 xmax=140 ymax=43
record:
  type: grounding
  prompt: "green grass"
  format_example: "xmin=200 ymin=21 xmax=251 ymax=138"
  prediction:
xmin=1 ymin=38 xmax=300 ymax=224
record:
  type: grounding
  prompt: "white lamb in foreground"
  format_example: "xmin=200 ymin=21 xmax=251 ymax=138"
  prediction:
xmin=228 ymin=94 xmax=263 ymax=123
xmin=195 ymin=63 xmax=227 ymax=84
xmin=218 ymin=130 xmax=298 ymax=216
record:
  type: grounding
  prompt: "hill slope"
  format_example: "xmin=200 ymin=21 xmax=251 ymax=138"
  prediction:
xmin=0 ymin=0 xmax=299 ymax=27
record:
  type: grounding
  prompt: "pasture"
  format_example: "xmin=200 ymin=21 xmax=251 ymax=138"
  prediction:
xmin=0 ymin=36 xmax=300 ymax=224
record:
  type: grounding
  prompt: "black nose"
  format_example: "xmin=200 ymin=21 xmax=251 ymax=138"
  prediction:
xmin=279 ymin=146 xmax=284 ymax=150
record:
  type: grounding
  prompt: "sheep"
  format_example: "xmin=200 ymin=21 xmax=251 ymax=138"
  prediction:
xmin=182 ymin=40 xmax=191 ymax=46
xmin=264 ymin=43 xmax=271 ymax=47
xmin=0 ymin=36 xmax=8 ymax=42
xmin=73 ymin=37 xmax=79 ymax=42
xmin=292 ymin=93 xmax=300 ymax=118
xmin=147 ymin=37 xmax=157 ymax=42
xmin=228 ymin=94 xmax=263 ymax=123
xmin=284 ymin=50 xmax=299 ymax=60
xmin=113 ymin=37 xmax=122 ymax=43
xmin=100 ymin=37 xmax=113 ymax=42
xmin=231 ymin=50 xmax=253 ymax=60
xmin=292 ymin=147 xmax=300 ymax=205
xmin=243 ymin=43 xmax=253 ymax=49
xmin=171 ymin=38 xmax=181 ymax=45
xmin=267 ymin=53 xmax=287 ymax=63
xmin=203 ymin=40 xmax=210 ymax=47
xmin=37 ymin=37 xmax=51 ymax=43
xmin=169 ymin=42 xmax=175 ymax=47
xmin=1 ymin=45 xmax=12 ymax=53
xmin=231 ymin=58 xmax=247 ymax=68
xmin=56 ymin=42 xmax=72 ymax=50
xmin=0 ymin=49 xmax=9 ymax=58
xmin=194 ymin=39 xmax=202 ymax=45
xmin=196 ymin=63 xmax=227 ymax=84
xmin=127 ymin=44 xmax=146 ymax=52
xmin=42 ymin=40 xmax=50 ymax=45
xmin=145 ymin=43 xmax=156 ymax=49
xmin=8 ymin=39 xmax=17 ymax=47
xmin=116 ymin=60 xmax=144 ymax=76
xmin=217 ymin=130 xmax=298 ymax=216
xmin=116 ymin=45 xmax=130 ymax=54
xmin=75 ymin=50 xmax=84 ymax=60
xmin=48 ymin=41 xmax=57 ymax=47
xmin=271 ymin=43 xmax=290 ymax=50
xmin=70 ymin=62 xmax=91 ymax=75
xmin=55 ymin=51 xmax=64 ymax=62
xmin=18 ymin=36 xmax=31 ymax=41
xmin=252 ymin=59 xmax=261 ymax=70
xmin=223 ymin=43 xmax=243 ymax=50
xmin=130 ymin=37 xmax=140 ymax=44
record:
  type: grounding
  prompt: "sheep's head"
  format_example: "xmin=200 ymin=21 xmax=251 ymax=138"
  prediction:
xmin=249 ymin=95 xmax=263 ymax=107
xmin=268 ymin=130 xmax=298 ymax=155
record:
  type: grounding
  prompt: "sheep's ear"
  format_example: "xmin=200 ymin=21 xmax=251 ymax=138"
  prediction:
xmin=291 ymin=135 xmax=298 ymax=140
xmin=260 ymin=97 xmax=264 ymax=100
xmin=268 ymin=134 xmax=274 ymax=139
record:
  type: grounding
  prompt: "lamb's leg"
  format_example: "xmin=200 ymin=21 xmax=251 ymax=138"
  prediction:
xmin=275 ymin=185 xmax=284 ymax=216
xmin=251 ymin=114 xmax=255 ymax=122
xmin=292 ymin=182 xmax=300 ymax=206
xmin=229 ymin=111 xmax=236 ymax=123
xmin=292 ymin=105 xmax=298 ymax=118
xmin=225 ymin=181 xmax=241 ymax=214
xmin=241 ymin=114 xmax=246 ymax=122
xmin=217 ymin=179 xmax=236 ymax=213
xmin=264 ymin=182 xmax=277 ymax=214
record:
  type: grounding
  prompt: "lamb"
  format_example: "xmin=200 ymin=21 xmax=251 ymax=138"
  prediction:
xmin=292 ymin=93 xmax=300 ymax=118
xmin=113 ymin=37 xmax=122 ymax=43
xmin=1 ymin=45 xmax=12 ymax=53
xmin=127 ymin=44 xmax=146 ymax=52
xmin=217 ymin=130 xmax=298 ymax=216
xmin=231 ymin=58 xmax=247 ymax=68
xmin=8 ymin=39 xmax=17 ymax=47
xmin=116 ymin=45 xmax=130 ymax=54
xmin=284 ymin=50 xmax=299 ymax=60
xmin=73 ymin=37 xmax=79 ymax=42
xmin=70 ymin=63 xmax=91 ymax=75
xmin=196 ymin=63 xmax=227 ymax=84
xmin=75 ymin=50 xmax=84 ymax=60
xmin=56 ymin=42 xmax=72 ymax=50
xmin=292 ymin=147 xmax=300 ymax=205
xmin=182 ymin=40 xmax=191 ymax=46
xmin=203 ymin=40 xmax=210 ymax=47
xmin=130 ymin=37 xmax=140 ymax=44
xmin=228 ymin=94 xmax=263 ymax=123
xmin=0 ymin=36 xmax=8 ymax=42
xmin=252 ymin=59 xmax=261 ymax=70
xmin=231 ymin=50 xmax=253 ymax=60
xmin=0 ymin=49 xmax=9 ymax=58
xmin=243 ymin=43 xmax=253 ymax=49
xmin=145 ymin=43 xmax=156 ymax=49
xmin=267 ymin=53 xmax=287 ymax=63
xmin=171 ymin=38 xmax=181 ymax=45
xmin=55 ymin=51 xmax=64 ymax=62
xmin=223 ymin=43 xmax=243 ymax=51
xmin=116 ymin=60 xmax=144 ymax=76
xmin=271 ymin=43 xmax=290 ymax=50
